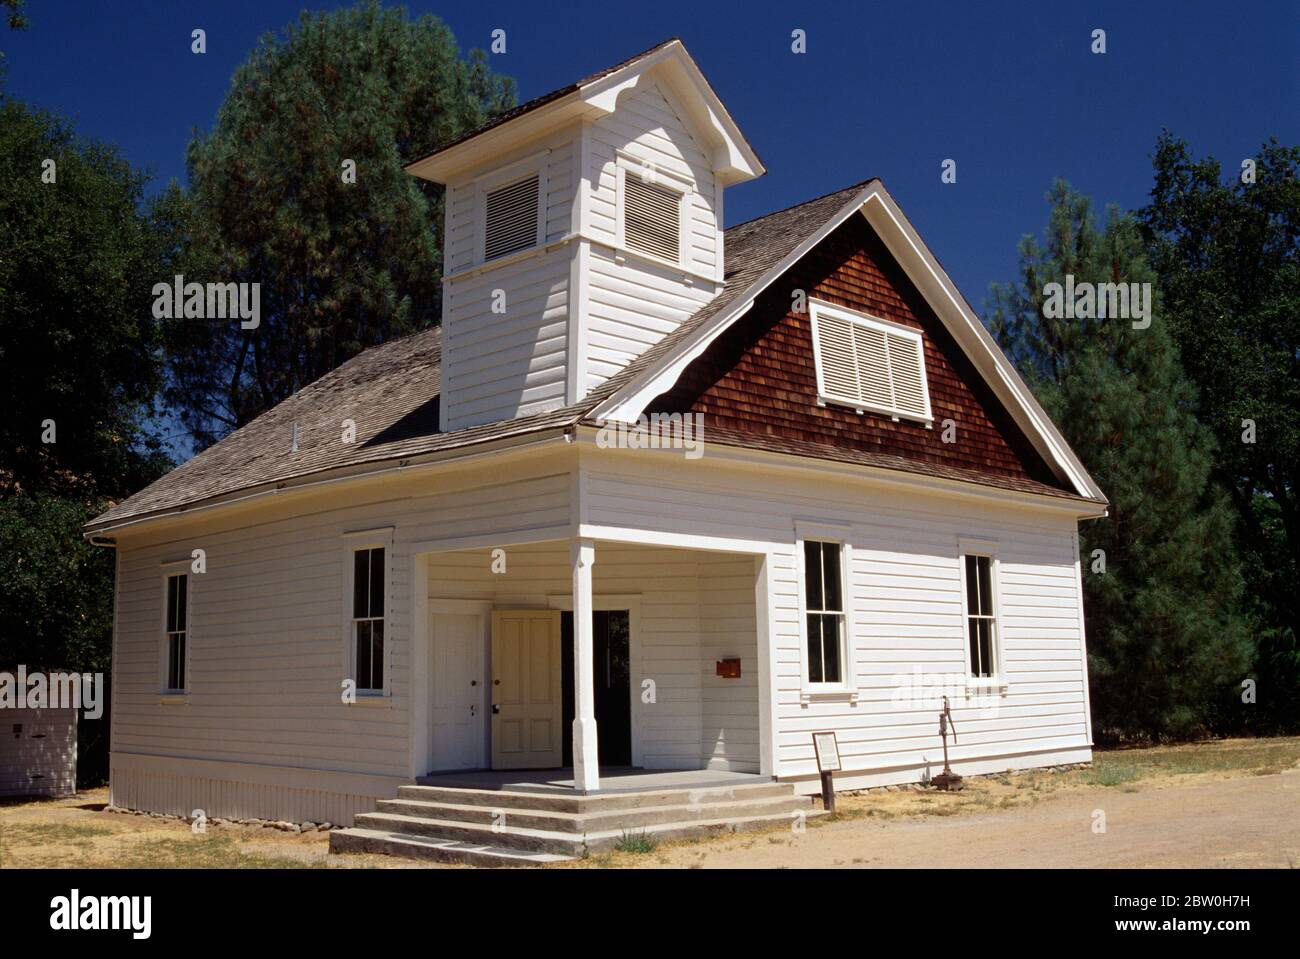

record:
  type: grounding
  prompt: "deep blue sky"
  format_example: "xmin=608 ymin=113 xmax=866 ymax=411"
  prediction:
xmin=4 ymin=0 xmax=1297 ymax=350
xmin=5 ymin=0 xmax=1296 ymax=298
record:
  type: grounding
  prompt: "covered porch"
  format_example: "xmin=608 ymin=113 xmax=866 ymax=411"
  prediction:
xmin=410 ymin=535 xmax=773 ymax=792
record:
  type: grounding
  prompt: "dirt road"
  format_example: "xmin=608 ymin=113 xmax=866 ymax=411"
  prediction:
xmin=629 ymin=770 xmax=1300 ymax=869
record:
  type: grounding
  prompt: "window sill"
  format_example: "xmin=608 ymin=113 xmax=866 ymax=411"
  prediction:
xmin=443 ymin=235 xmax=575 ymax=282
xmin=158 ymin=693 xmax=189 ymax=705
xmin=602 ymin=241 xmax=720 ymax=285
xmin=347 ymin=694 xmax=392 ymax=709
xmin=800 ymin=686 xmax=860 ymax=705
xmin=816 ymin=393 xmax=933 ymax=426
xmin=964 ymin=679 xmax=1008 ymax=697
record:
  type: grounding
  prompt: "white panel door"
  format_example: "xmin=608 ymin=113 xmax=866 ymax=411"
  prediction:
xmin=430 ymin=612 xmax=487 ymax=770
xmin=491 ymin=610 xmax=562 ymax=769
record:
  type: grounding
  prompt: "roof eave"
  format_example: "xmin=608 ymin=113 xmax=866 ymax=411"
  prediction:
xmin=406 ymin=40 xmax=763 ymax=186
xmin=404 ymin=89 xmax=585 ymax=184
xmin=82 ymin=426 xmax=575 ymax=538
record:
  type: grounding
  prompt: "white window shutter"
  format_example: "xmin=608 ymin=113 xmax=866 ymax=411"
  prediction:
xmin=484 ymin=174 xmax=539 ymax=261
xmin=623 ymin=175 xmax=681 ymax=262
xmin=852 ymin=324 xmax=894 ymax=410
xmin=816 ymin=314 xmax=860 ymax=401
xmin=811 ymin=301 xmax=931 ymax=422
xmin=885 ymin=332 xmax=928 ymax=418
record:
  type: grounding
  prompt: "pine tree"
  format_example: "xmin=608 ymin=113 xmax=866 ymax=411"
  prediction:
xmin=165 ymin=1 xmax=516 ymax=448
xmin=989 ymin=180 xmax=1252 ymax=739
xmin=1140 ymin=133 xmax=1300 ymax=733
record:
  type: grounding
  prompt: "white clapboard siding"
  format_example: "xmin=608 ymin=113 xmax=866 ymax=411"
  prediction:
xmin=0 ymin=708 xmax=77 ymax=797
xmin=441 ymin=250 xmax=571 ymax=428
xmin=440 ymin=133 xmax=577 ymax=430
xmin=426 ymin=542 xmax=760 ymax=772
xmin=441 ymin=84 xmax=728 ymax=422
xmin=110 ymin=464 xmax=572 ymax=823
xmin=584 ymin=82 xmax=721 ymax=389
xmin=443 ymin=134 xmax=576 ymax=275
xmin=579 ymin=453 xmax=1092 ymax=786
xmin=586 ymin=246 xmax=715 ymax=386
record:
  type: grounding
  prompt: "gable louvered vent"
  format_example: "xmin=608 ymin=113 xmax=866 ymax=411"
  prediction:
xmin=484 ymin=174 xmax=540 ymax=261
xmin=624 ymin=176 xmax=681 ymax=262
xmin=810 ymin=301 xmax=932 ymax=422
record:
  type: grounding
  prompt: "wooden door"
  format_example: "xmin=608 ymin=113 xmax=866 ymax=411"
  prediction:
xmin=491 ymin=610 xmax=562 ymax=769
xmin=430 ymin=611 xmax=487 ymax=770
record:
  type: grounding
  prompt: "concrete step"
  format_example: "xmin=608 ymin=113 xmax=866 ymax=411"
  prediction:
xmin=396 ymin=780 xmax=794 ymax=813
xmin=350 ymin=805 xmax=828 ymax=858
xmin=583 ymin=809 xmax=830 ymax=853
xmin=328 ymin=827 xmax=570 ymax=867
xmin=374 ymin=794 xmax=815 ymax=833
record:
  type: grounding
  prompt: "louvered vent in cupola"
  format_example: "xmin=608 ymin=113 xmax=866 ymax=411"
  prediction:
xmin=810 ymin=300 xmax=932 ymax=423
xmin=623 ymin=175 xmax=682 ymax=263
xmin=483 ymin=174 xmax=540 ymax=261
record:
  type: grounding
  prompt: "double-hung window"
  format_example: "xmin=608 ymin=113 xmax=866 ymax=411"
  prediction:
xmin=164 ymin=572 xmax=188 ymax=693
xmin=963 ymin=554 xmax=999 ymax=680
xmin=352 ymin=546 xmax=386 ymax=694
xmin=803 ymin=540 xmax=846 ymax=685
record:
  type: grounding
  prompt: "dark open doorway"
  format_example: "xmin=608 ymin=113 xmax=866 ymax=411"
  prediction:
xmin=560 ymin=610 xmax=632 ymax=766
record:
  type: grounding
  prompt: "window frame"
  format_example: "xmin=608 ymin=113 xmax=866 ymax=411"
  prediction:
xmin=159 ymin=561 xmax=191 ymax=697
xmin=615 ymin=153 xmax=691 ymax=270
xmin=795 ymin=524 xmax=858 ymax=701
xmin=475 ymin=154 xmax=548 ymax=266
xmin=957 ymin=538 xmax=1007 ymax=692
xmin=342 ymin=528 xmax=394 ymax=700
xmin=808 ymin=298 xmax=934 ymax=425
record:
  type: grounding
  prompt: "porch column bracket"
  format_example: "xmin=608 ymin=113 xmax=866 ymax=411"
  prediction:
xmin=571 ymin=538 xmax=600 ymax=791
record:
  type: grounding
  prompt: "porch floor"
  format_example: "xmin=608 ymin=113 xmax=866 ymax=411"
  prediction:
xmin=416 ymin=767 xmax=767 ymax=795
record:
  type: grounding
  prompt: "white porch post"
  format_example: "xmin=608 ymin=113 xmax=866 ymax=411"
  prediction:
xmin=571 ymin=538 xmax=600 ymax=791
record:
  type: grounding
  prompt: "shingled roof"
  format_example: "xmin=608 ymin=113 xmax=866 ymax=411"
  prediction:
xmin=87 ymin=179 xmax=1094 ymax=533
xmin=403 ymin=38 xmax=681 ymax=172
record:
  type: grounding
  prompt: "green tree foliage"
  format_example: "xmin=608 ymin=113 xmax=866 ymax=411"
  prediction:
xmin=167 ymin=0 xmax=516 ymax=447
xmin=0 ymin=494 xmax=114 ymax=670
xmin=989 ymin=180 xmax=1253 ymax=739
xmin=0 ymin=97 xmax=172 ymax=669
xmin=0 ymin=99 xmax=170 ymax=499
xmin=1139 ymin=134 xmax=1300 ymax=733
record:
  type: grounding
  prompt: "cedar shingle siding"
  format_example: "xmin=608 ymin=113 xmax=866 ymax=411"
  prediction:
xmin=650 ymin=214 xmax=1065 ymax=490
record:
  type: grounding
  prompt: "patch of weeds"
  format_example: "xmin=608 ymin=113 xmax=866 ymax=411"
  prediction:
xmin=116 ymin=834 xmax=322 ymax=869
xmin=614 ymin=830 xmax=658 ymax=854
xmin=0 ymin=823 xmax=115 ymax=844
xmin=1081 ymin=764 xmax=1140 ymax=788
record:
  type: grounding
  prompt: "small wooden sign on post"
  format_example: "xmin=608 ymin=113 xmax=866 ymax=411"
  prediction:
xmin=812 ymin=731 xmax=841 ymax=812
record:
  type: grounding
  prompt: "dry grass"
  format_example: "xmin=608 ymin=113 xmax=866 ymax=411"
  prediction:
xmin=0 ymin=794 xmax=406 ymax=869
xmin=3 ymin=737 xmax=1297 ymax=869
